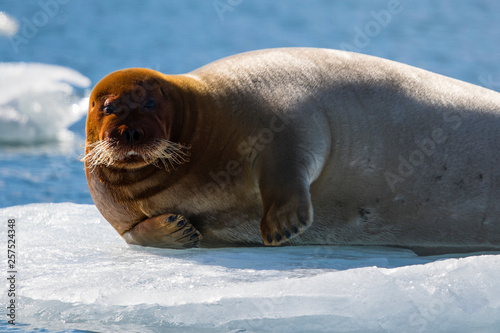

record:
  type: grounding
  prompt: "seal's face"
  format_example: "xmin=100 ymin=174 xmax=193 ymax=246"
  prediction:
xmin=83 ymin=69 xmax=190 ymax=171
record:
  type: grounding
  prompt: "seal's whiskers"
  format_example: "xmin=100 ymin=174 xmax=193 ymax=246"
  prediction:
xmin=81 ymin=140 xmax=119 ymax=170
xmin=82 ymin=139 xmax=190 ymax=172
xmin=143 ymin=139 xmax=191 ymax=172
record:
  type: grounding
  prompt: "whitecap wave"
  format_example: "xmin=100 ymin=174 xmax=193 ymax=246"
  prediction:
xmin=0 ymin=11 xmax=19 ymax=37
xmin=0 ymin=63 xmax=91 ymax=145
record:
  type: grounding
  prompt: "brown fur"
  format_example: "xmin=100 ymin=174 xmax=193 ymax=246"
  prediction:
xmin=85 ymin=68 xmax=263 ymax=241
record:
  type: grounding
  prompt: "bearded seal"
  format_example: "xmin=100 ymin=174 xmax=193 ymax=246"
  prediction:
xmin=83 ymin=48 xmax=500 ymax=253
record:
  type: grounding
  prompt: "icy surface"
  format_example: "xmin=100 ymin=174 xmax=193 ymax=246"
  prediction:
xmin=0 ymin=11 xmax=18 ymax=37
xmin=0 ymin=63 xmax=90 ymax=145
xmin=0 ymin=203 xmax=499 ymax=332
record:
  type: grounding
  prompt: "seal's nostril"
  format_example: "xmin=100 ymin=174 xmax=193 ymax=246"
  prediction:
xmin=122 ymin=129 xmax=143 ymax=144
xmin=123 ymin=129 xmax=132 ymax=143
xmin=133 ymin=129 xmax=143 ymax=142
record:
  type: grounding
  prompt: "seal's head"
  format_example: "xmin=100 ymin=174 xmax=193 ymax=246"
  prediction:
xmin=83 ymin=68 xmax=190 ymax=171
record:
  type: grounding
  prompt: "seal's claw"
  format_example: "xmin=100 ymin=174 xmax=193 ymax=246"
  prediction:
xmin=284 ymin=229 xmax=291 ymax=239
xmin=260 ymin=194 xmax=313 ymax=246
xmin=122 ymin=213 xmax=202 ymax=249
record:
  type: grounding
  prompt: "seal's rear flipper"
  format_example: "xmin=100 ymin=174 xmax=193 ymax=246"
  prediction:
xmin=122 ymin=213 xmax=202 ymax=249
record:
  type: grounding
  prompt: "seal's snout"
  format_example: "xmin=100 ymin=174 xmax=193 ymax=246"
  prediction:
xmin=122 ymin=128 xmax=144 ymax=145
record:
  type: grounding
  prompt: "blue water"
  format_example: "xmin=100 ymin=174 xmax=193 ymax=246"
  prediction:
xmin=1 ymin=0 xmax=500 ymax=207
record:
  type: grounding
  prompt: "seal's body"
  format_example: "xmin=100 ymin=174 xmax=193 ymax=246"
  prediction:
xmin=84 ymin=48 xmax=500 ymax=253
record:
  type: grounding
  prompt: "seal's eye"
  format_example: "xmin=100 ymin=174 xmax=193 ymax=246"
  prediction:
xmin=143 ymin=98 xmax=157 ymax=111
xmin=103 ymin=104 xmax=117 ymax=115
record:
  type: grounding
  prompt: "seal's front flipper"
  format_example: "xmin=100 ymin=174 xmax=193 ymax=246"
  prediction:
xmin=259 ymin=188 xmax=313 ymax=245
xmin=122 ymin=213 xmax=202 ymax=249
xmin=257 ymin=155 xmax=314 ymax=246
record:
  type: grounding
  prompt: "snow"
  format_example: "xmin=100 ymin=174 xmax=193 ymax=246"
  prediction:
xmin=0 ymin=12 xmax=18 ymax=37
xmin=0 ymin=63 xmax=90 ymax=145
xmin=1 ymin=203 xmax=499 ymax=332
